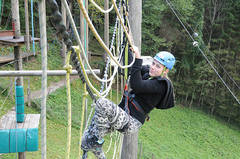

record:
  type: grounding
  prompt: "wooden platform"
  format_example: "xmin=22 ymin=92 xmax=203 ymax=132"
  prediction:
xmin=0 ymin=36 xmax=40 ymax=47
xmin=0 ymin=110 xmax=40 ymax=130
xmin=0 ymin=52 xmax=37 ymax=64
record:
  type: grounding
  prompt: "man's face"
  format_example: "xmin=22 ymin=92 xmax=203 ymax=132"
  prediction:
xmin=149 ymin=60 xmax=166 ymax=77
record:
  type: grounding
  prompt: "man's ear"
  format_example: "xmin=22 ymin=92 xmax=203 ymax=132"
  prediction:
xmin=163 ymin=69 xmax=169 ymax=77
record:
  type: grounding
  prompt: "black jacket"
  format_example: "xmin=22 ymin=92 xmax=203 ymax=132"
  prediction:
xmin=119 ymin=58 xmax=175 ymax=124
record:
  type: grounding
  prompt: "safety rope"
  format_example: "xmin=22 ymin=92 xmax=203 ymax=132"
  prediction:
xmin=62 ymin=0 xmax=125 ymax=84
xmin=100 ymin=0 xmax=121 ymax=92
xmin=64 ymin=53 xmax=73 ymax=159
xmin=76 ymin=0 xmax=136 ymax=68
xmin=78 ymin=83 xmax=88 ymax=158
xmin=49 ymin=0 xmax=132 ymax=158
xmin=165 ymin=0 xmax=240 ymax=105
xmin=90 ymin=0 xmax=114 ymax=13
xmin=49 ymin=0 xmax=95 ymax=100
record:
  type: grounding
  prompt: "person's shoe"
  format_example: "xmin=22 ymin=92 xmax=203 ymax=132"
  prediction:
xmin=81 ymin=135 xmax=104 ymax=151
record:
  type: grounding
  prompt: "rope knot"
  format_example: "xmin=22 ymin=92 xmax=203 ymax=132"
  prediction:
xmin=83 ymin=91 xmax=88 ymax=97
xmin=64 ymin=64 xmax=73 ymax=74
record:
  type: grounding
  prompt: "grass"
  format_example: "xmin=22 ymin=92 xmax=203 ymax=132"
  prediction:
xmin=138 ymin=106 xmax=240 ymax=158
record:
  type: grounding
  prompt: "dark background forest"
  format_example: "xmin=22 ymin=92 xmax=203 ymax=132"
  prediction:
xmin=0 ymin=0 xmax=239 ymax=125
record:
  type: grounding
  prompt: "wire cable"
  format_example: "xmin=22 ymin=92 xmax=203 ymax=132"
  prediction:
xmin=167 ymin=0 xmax=240 ymax=91
xmin=166 ymin=0 xmax=240 ymax=105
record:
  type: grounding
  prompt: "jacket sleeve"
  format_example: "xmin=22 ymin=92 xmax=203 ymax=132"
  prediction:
xmin=130 ymin=59 xmax=166 ymax=93
xmin=141 ymin=65 xmax=150 ymax=76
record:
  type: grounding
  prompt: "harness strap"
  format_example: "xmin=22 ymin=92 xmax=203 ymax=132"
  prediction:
xmin=128 ymin=94 xmax=150 ymax=121
xmin=123 ymin=93 xmax=150 ymax=121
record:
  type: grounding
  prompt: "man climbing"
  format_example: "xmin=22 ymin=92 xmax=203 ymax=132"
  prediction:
xmin=81 ymin=45 xmax=176 ymax=159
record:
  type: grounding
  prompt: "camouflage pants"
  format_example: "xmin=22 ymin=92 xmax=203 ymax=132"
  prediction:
xmin=81 ymin=98 xmax=142 ymax=159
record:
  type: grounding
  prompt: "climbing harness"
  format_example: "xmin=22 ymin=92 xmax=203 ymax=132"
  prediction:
xmin=123 ymin=83 xmax=150 ymax=121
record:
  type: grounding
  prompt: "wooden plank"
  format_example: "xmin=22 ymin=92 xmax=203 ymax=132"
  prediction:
xmin=0 ymin=111 xmax=15 ymax=129
xmin=0 ymin=110 xmax=40 ymax=130
xmin=0 ymin=30 xmax=15 ymax=37
xmin=0 ymin=52 xmax=38 ymax=64
xmin=0 ymin=36 xmax=40 ymax=47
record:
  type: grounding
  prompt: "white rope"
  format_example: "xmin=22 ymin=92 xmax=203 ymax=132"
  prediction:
xmin=89 ymin=0 xmax=114 ymax=13
xmin=62 ymin=0 xmax=133 ymax=86
xmin=112 ymin=132 xmax=120 ymax=159
xmin=105 ymin=132 xmax=113 ymax=153
xmin=62 ymin=0 xmax=118 ymax=83
xmin=76 ymin=0 xmax=136 ymax=68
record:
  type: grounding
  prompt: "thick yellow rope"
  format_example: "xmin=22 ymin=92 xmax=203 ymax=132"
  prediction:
xmin=64 ymin=52 xmax=73 ymax=159
xmin=65 ymin=50 xmax=88 ymax=159
xmin=78 ymin=83 xmax=88 ymax=158
xmin=76 ymin=0 xmax=136 ymax=69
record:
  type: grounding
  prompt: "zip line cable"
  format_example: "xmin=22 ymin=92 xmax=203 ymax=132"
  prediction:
xmin=165 ymin=0 xmax=240 ymax=105
xmin=201 ymin=43 xmax=240 ymax=91
xmin=212 ymin=56 xmax=240 ymax=90
xmin=196 ymin=45 xmax=240 ymax=105
xmin=167 ymin=0 xmax=240 ymax=91
xmin=165 ymin=0 xmax=195 ymax=42
xmin=166 ymin=0 xmax=196 ymax=34
xmin=166 ymin=0 xmax=240 ymax=91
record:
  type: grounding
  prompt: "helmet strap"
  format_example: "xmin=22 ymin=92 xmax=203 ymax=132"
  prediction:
xmin=160 ymin=67 xmax=167 ymax=77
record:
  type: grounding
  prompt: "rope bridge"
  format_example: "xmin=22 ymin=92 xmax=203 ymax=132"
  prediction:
xmin=49 ymin=0 xmax=134 ymax=158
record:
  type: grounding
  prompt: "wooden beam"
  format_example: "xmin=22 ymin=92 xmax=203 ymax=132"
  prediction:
xmin=0 ymin=69 xmax=100 ymax=76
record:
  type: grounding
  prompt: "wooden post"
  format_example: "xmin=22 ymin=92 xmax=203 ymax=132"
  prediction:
xmin=12 ymin=0 xmax=23 ymax=86
xmin=104 ymin=0 xmax=109 ymax=62
xmin=24 ymin=0 xmax=30 ymax=55
xmin=11 ymin=0 xmax=24 ymax=158
xmin=38 ymin=0 xmax=47 ymax=159
xmin=121 ymin=0 xmax=142 ymax=159
xmin=24 ymin=0 xmax=31 ymax=107
xmin=61 ymin=0 xmax=66 ymax=65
